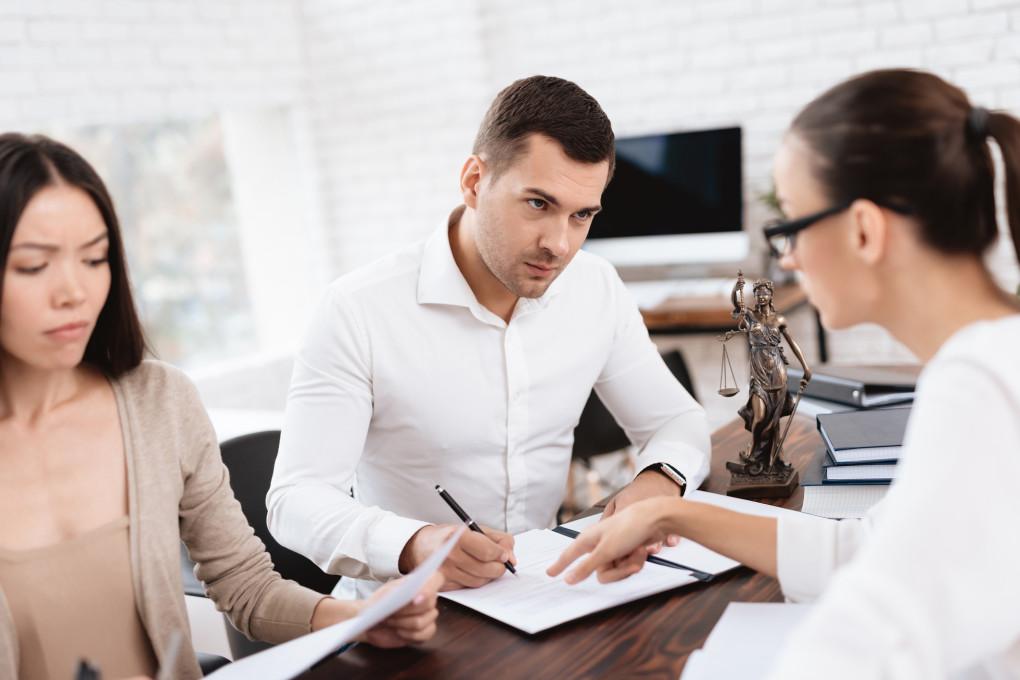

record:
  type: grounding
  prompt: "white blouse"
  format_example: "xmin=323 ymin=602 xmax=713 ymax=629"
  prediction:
xmin=771 ymin=316 xmax=1020 ymax=679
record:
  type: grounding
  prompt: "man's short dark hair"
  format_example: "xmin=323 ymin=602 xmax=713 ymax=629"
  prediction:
xmin=472 ymin=75 xmax=615 ymax=184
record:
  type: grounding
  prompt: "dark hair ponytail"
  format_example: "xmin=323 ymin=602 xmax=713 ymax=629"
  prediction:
xmin=790 ymin=69 xmax=1019 ymax=269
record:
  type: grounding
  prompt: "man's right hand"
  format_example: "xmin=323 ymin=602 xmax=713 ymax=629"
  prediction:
xmin=398 ymin=523 xmax=516 ymax=591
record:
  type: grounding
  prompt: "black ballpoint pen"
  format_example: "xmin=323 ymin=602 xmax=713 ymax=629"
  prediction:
xmin=435 ymin=484 xmax=518 ymax=576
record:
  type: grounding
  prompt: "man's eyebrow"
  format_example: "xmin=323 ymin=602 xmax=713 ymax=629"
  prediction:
xmin=523 ymin=187 xmax=601 ymax=214
xmin=523 ymin=187 xmax=560 ymax=207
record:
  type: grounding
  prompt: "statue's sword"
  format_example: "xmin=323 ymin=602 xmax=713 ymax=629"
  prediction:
xmin=771 ymin=382 xmax=806 ymax=468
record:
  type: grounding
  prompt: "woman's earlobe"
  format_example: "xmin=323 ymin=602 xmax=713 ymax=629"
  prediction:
xmin=853 ymin=199 xmax=888 ymax=265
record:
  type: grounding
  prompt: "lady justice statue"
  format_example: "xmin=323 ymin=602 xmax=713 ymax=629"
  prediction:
xmin=718 ymin=271 xmax=812 ymax=497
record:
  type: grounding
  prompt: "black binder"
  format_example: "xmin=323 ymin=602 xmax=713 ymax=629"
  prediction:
xmin=789 ymin=364 xmax=920 ymax=408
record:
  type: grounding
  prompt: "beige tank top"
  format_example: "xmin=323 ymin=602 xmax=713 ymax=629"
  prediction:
xmin=0 ymin=516 xmax=158 ymax=680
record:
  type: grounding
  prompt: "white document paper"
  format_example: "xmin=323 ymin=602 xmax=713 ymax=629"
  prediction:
xmin=441 ymin=528 xmax=699 ymax=634
xmin=442 ymin=491 xmax=806 ymax=635
xmin=801 ymin=485 xmax=888 ymax=519
xmin=562 ymin=505 xmax=740 ymax=576
xmin=562 ymin=489 xmax=803 ymax=575
xmin=207 ymin=528 xmax=462 ymax=680
xmin=679 ymin=602 xmax=814 ymax=679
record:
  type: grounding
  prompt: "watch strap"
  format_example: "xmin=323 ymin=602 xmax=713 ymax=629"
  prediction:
xmin=647 ymin=462 xmax=687 ymax=496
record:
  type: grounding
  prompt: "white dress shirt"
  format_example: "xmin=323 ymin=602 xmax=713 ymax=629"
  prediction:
xmin=267 ymin=216 xmax=711 ymax=598
xmin=770 ymin=315 xmax=1020 ymax=679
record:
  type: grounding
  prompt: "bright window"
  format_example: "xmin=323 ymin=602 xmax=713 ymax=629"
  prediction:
xmin=49 ymin=117 xmax=258 ymax=367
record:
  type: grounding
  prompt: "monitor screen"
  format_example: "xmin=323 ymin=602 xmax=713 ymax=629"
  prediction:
xmin=591 ymin=126 xmax=742 ymax=238
xmin=583 ymin=126 xmax=745 ymax=271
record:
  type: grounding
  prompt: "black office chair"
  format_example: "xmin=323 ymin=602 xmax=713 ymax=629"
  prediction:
xmin=180 ymin=430 xmax=341 ymax=661
xmin=565 ymin=349 xmax=698 ymax=515
xmin=217 ymin=430 xmax=342 ymax=659
xmin=197 ymin=653 xmax=232 ymax=675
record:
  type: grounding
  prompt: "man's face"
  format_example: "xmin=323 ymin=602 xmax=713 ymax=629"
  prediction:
xmin=471 ymin=134 xmax=609 ymax=299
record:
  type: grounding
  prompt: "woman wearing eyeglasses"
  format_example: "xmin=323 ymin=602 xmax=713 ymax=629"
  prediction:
xmin=549 ymin=68 xmax=1020 ymax=678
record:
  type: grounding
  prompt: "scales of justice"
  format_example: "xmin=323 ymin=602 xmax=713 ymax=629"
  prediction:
xmin=717 ymin=270 xmax=812 ymax=498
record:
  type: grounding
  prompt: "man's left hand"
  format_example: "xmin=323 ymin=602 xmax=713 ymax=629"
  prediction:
xmin=602 ymin=469 xmax=683 ymax=552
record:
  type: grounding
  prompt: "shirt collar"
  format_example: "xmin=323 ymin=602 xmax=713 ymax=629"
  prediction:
xmin=416 ymin=205 xmax=565 ymax=316
xmin=417 ymin=206 xmax=478 ymax=309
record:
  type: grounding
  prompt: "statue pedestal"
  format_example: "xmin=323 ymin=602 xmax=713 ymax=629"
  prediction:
xmin=725 ymin=461 xmax=799 ymax=499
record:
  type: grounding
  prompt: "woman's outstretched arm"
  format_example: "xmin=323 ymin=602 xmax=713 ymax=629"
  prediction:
xmin=547 ymin=497 xmax=778 ymax=584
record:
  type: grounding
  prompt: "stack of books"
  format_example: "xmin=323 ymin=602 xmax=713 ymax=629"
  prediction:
xmin=800 ymin=406 xmax=911 ymax=519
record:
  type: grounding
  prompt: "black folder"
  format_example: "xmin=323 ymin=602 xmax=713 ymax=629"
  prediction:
xmin=789 ymin=364 xmax=920 ymax=408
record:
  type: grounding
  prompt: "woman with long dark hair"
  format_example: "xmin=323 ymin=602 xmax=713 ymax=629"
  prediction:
xmin=549 ymin=69 xmax=1020 ymax=678
xmin=0 ymin=133 xmax=440 ymax=680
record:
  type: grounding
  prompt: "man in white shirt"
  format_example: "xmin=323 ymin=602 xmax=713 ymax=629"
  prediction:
xmin=267 ymin=75 xmax=711 ymax=598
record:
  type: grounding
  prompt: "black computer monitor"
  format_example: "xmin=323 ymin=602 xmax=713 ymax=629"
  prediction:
xmin=584 ymin=126 xmax=746 ymax=272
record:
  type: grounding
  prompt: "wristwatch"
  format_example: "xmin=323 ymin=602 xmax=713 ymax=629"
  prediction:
xmin=647 ymin=462 xmax=687 ymax=497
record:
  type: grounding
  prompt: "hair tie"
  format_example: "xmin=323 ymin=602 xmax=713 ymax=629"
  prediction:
xmin=966 ymin=107 xmax=990 ymax=140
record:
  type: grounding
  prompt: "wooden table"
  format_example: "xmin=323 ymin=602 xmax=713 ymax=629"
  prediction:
xmin=640 ymin=282 xmax=828 ymax=363
xmin=305 ymin=415 xmax=823 ymax=680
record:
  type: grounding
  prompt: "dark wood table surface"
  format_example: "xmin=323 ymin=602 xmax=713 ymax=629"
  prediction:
xmin=639 ymin=282 xmax=807 ymax=332
xmin=306 ymin=415 xmax=822 ymax=680
xmin=639 ymin=282 xmax=829 ymax=363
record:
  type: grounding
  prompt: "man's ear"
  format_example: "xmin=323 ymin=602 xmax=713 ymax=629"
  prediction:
xmin=460 ymin=155 xmax=486 ymax=209
xmin=849 ymin=198 xmax=889 ymax=266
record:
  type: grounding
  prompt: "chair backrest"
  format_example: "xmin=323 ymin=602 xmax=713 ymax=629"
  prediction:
xmin=219 ymin=430 xmax=340 ymax=596
xmin=572 ymin=349 xmax=698 ymax=461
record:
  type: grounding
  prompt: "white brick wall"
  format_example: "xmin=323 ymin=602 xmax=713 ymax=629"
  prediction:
xmin=296 ymin=0 xmax=490 ymax=272
xmin=0 ymin=0 xmax=305 ymax=128
xmin=2 ymin=0 xmax=1019 ymax=365
xmin=308 ymin=0 xmax=1020 ymax=362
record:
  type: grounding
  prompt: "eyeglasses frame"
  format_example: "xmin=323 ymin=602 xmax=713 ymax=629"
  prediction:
xmin=763 ymin=200 xmax=914 ymax=258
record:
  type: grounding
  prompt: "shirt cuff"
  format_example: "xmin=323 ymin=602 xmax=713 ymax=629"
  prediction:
xmin=364 ymin=512 xmax=432 ymax=581
xmin=777 ymin=511 xmax=839 ymax=602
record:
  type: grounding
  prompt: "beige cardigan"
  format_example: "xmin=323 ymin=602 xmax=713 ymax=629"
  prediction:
xmin=0 ymin=361 xmax=325 ymax=679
